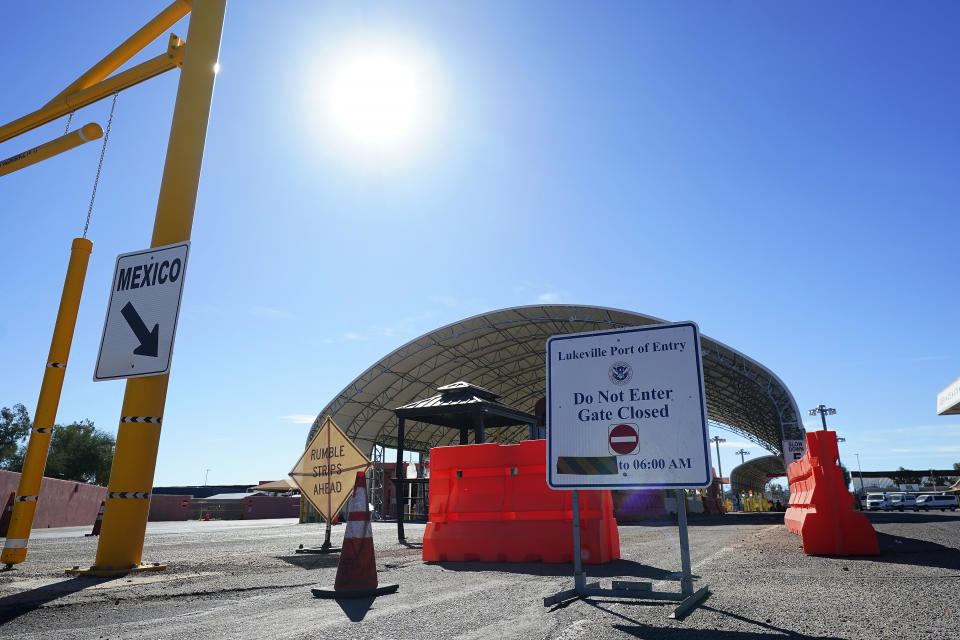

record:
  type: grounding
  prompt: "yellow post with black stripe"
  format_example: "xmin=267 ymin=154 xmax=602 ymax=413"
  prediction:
xmin=69 ymin=0 xmax=226 ymax=576
xmin=2 ymin=238 xmax=92 ymax=566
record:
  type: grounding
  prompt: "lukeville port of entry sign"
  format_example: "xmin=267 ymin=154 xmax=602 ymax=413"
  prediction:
xmin=289 ymin=417 xmax=371 ymax=521
xmin=547 ymin=322 xmax=711 ymax=490
xmin=93 ymin=242 xmax=189 ymax=381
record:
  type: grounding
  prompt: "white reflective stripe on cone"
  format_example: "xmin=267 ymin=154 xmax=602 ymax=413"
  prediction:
xmin=3 ymin=538 xmax=28 ymax=549
xmin=345 ymin=518 xmax=371 ymax=539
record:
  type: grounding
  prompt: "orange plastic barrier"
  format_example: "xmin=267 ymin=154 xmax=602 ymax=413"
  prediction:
xmin=423 ymin=440 xmax=620 ymax=564
xmin=785 ymin=431 xmax=878 ymax=555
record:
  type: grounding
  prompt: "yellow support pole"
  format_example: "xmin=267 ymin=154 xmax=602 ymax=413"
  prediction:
xmin=1 ymin=238 xmax=93 ymax=566
xmin=71 ymin=0 xmax=226 ymax=577
xmin=0 ymin=123 xmax=102 ymax=178
xmin=44 ymin=0 xmax=193 ymax=107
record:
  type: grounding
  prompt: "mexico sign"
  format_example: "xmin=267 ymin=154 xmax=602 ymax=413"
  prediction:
xmin=289 ymin=417 xmax=370 ymax=521
xmin=94 ymin=242 xmax=189 ymax=381
xmin=547 ymin=322 xmax=711 ymax=490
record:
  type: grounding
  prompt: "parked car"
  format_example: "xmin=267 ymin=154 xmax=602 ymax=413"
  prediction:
xmin=914 ymin=494 xmax=958 ymax=511
xmin=889 ymin=493 xmax=917 ymax=511
xmin=865 ymin=493 xmax=891 ymax=511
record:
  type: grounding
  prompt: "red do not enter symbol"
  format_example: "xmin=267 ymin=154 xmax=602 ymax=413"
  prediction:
xmin=609 ymin=423 xmax=639 ymax=455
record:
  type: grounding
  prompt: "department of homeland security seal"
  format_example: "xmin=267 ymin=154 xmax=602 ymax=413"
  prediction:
xmin=608 ymin=361 xmax=633 ymax=385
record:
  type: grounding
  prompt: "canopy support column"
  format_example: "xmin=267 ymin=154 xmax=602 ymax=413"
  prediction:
xmin=396 ymin=416 xmax=405 ymax=542
xmin=473 ymin=411 xmax=486 ymax=444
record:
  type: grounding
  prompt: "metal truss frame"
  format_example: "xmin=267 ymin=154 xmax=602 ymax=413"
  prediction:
xmin=305 ymin=305 xmax=805 ymax=468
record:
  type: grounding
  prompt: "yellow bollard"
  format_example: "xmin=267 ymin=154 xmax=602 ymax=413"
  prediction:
xmin=2 ymin=238 xmax=92 ymax=566
xmin=0 ymin=124 xmax=103 ymax=178
xmin=70 ymin=0 xmax=227 ymax=576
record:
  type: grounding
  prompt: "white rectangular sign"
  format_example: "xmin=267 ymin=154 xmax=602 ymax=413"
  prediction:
xmin=782 ymin=439 xmax=807 ymax=468
xmin=94 ymin=242 xmax=189 ymax=381
xmin=546 ymin=322 xmax=711 ymax=489
xmin=937 ymin=375 xmax=960 ymax=415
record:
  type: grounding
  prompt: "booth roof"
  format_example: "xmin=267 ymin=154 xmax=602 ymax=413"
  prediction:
xmin=306 ymin=304 xmax=805 ymax=458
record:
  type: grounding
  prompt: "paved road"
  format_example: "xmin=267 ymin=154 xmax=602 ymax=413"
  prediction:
xmin=1 ymin=511 xmax=958 ymax=639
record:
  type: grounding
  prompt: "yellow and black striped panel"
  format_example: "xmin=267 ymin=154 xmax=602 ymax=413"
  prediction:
xmin=556 ymin=456 xmax=618 ymax=475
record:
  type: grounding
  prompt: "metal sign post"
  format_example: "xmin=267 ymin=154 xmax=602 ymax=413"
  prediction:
xmin=289 ymin=417 xmax=371 ymax=554
xmin=543 ymin=322 xmax=712 ymax=618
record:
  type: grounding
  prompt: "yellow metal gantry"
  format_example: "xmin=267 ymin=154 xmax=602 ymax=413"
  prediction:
xmin=80 ymin=0 xmax=226 ymax=575
xmin=1 ymin=0 xmax=226 ymax=574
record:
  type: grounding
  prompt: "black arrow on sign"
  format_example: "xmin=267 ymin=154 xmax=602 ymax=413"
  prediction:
xmin=120 ymin=302 xmax=159 ymax=357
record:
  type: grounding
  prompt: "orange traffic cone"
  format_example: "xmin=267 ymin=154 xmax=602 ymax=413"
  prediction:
xmin=0 ymin=491 xmax=14 ymax=537
xmin=312 ymin=471 xmax=398 ymax=599
xmin=85 ymin=500 xmax=105 ymax=537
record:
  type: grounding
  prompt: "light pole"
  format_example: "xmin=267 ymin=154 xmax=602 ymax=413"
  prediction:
xmin=808 ymin=404 xmax=836 ymax=431
xmin=735 ymin=449 xmax=751 ymax=465
xmin=204 ymin=468 xmax=211 ymax=486
xmin=835 ymin=437 xmax=848 ymax=490
xmin=710 ymin=435 xmax=726 ymax=506
xmin=854 ymin=453 xmax=865 ymax=496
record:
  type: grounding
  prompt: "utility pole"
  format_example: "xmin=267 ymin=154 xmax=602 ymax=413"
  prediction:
xmin=710 ymin=436 xmax=726 ymax=504
xmin=735 ymin=449 xmax=751 ymax=465
xmin=808 ymin=404 xmax=836 ymax=431
xmin=854 ymin=453 xmax=865 ymax=497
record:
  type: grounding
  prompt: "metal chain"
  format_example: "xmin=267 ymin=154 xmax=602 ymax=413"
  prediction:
xmin=83 ymin=92 xmax=118 ymax=239
xmin=64 ymin=112 xmax=74 ymax=135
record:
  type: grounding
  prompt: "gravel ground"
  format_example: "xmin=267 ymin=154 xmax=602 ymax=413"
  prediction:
xmin=1 ymin=511 xmax=958 ymax=639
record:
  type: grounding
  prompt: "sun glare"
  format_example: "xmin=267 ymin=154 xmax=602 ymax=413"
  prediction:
xmin=317 ymin=40 xmax=437 ymax=155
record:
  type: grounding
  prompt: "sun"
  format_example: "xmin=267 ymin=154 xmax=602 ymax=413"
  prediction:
xmin=318 ymin=40 xmax=437 ymax=154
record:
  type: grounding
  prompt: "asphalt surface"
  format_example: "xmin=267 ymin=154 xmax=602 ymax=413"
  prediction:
xmin=1 ymin=510 xmax=958 ymax=639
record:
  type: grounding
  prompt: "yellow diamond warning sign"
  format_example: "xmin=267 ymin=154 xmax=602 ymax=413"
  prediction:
xmin=289 ymin=417 xmax=370 ymax=521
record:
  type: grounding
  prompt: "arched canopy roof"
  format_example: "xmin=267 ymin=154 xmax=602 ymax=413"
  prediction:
xmin=729 ymin=455 xmax=788 ymax=494
xmin=308 ymin=305 xmax=805 ymax=456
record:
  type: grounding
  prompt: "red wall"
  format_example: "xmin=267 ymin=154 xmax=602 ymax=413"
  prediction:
xmin=148 ymin=494 xmax=191 ymax=521
xmin=242 ymin=495 xmax=299 ymax=519
xmin=0 ymin=469 xmax=107 ymax=529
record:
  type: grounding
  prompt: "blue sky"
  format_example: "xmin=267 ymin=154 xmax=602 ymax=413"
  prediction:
xmin=2 ymin=2 xmax=958 ymax=487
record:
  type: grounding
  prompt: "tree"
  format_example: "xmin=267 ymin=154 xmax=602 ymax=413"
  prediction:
xmin=839 ymin=463 xmax=852 ymax=490
xmin=897 ymin=466 xmax=921 ymax=485
xmin=44 ymin=421 xmax=115 ymax=486
xmin=0 ymin=403 xmax=31 ymax=469
xmin=953 ymin=462 xmax=960 ymax=472
xmin=767 ymin=480 xmax=788 ymax=502
xmin=0 ymin=403 xmax=115 ymax=485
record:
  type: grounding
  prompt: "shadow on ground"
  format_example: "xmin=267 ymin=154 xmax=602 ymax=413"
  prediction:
xmin=275 ymin=554 xmax=340 ymax=570
xmin=863 ymin=512 xmax=959 ymax=525
xmin=334 ymin=596 xmax=376 ymax=621
xmin=618 ymin=513 xmax=786 ymax=528
xmin=428 ymin=557 xmax=691 ymax=581
xmin=0 ymin=575 xmax=116 ymax=626
xmin=398 ymin=540 xmax=423 ymax=549
xmin=863 ymin=532 xmax=960 ymax=571
xmin=585 ymin=599 xmax=845 ymax=639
